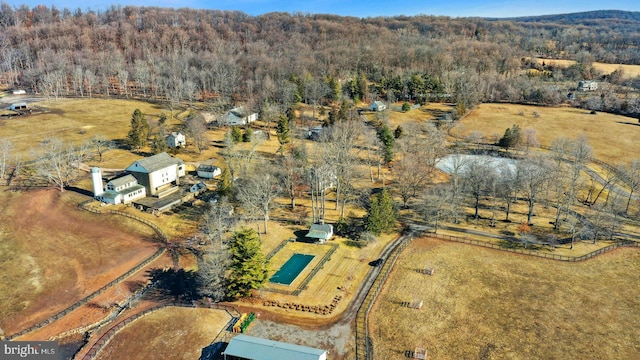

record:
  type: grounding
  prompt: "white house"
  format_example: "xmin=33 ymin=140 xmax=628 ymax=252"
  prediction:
xmin=578 ymin=80 xmax=598 ymax=91
xmin=165 ymin=132 xmax=186 ymax=148
xmin=92 ymin=170 xmax=146 ymax=205
xmin=370 ymin=101 xmax=387 ymax=112
xmin=125 ymin=152 xmax=185 ymax=197
xmin=196 ymin=164 xmax=222 ymax=179
xmin=306 ymin=223 xmax=334 ymax=244
xmin=223 ymin=334 xmax=327 ymax=360
xmin=220 ymin=106 xmax=258 ymax=126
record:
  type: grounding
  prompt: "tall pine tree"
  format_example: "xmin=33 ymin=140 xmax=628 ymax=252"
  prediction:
xmin=276 ymin=115 xmax=290 ymax=156
xmin=226 ymin=227 xmax=269 ymax=299
xmin=127 ymin=109 xmax=149 ymax=150
xmin=364 ymin=188 xmax=396 ymax=235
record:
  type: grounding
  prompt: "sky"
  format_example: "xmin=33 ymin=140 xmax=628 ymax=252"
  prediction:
xmin=2 ymin=0 xmax=639 ymax=18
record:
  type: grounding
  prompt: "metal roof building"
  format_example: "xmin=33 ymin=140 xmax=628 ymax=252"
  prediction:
xmin=223 ymin=334 xmax=327 ymax=360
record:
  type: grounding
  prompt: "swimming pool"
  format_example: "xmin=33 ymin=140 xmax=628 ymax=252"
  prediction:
xmin=269 ymin=253 xmax=315 ymax=285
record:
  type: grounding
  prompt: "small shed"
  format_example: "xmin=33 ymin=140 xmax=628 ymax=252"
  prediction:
xmin=10 ymin=102 xmax=27 ymax=110
xmin=223 ymin=334 xmax=327 ymax=360
xmin=189 ymin=181 xmax=207 ymax=193
xmin=370 ymin=101 xmax=387 ymax=112
xmin=306 ymin=223 xmax=334 ymax=244
xmin=197 ymin=165 xmax=222 ymax=179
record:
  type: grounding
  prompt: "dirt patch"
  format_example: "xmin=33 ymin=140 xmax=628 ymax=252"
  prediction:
xmin=94 ymin=307 xmax=231 ymax=360
xmin=0 ymin=189 xmax=161 ymax=336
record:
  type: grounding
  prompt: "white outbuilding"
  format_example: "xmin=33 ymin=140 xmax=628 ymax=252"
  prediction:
xmin=197 ymin=164 xmax=222 ymax=179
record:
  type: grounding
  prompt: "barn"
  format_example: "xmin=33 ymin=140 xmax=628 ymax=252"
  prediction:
xmin=223 ymin=334 xmax=327 ymax=360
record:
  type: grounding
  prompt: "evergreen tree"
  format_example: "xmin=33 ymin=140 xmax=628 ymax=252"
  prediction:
xmin=226 ymin=227 xmax=269 ymax=299
xmin=364 ymin=189 xmax=396 ymax=235
xmin=242 ymin=127 xmax=253 ymax=142
xmin=377 ymin=125 xmax=394 ymax=164
xmin=216 ymin=167 xmax=232 ymax=197
xmin=498 ymin=124 xmax=522 ymax=151
xmin=276 ymin=115 xmax=290 ymax=156
xmin=127 ymin=109 xmax=149 ymax=150
xmin=394 ymin=125 xmax=404 ymax=139
xmin=230 ymin=126 xmax=242 ymax=143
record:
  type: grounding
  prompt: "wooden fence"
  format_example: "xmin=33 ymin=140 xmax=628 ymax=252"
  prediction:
xmin=430 ymin=232 xmax=639 ymax=262
xmin=355 ymin=233 xmax=414 ymax=360
xmin=82 ymin=302 xmax=240 ymax=360
xmin=6 ymin=204 xmax=169 ymax=340
xmin=354 ymin=230 xmax=639 ymax=360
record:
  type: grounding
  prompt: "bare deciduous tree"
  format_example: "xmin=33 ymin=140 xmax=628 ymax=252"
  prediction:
xmin=518 ymin=155 xmax=552 ymax=225
xmin=91 ymin=135 xmax=114 ymax=162
xmin=184 ymin=113 xmax=208 ymax=153
xmin=394 ymin=122 xmax=446 ymax=208
xmin=33 ymin=138 xmax=90 ymax=191
xmin=0 ymin=138 xmax=12 ymax=181
xmin=236 ymin=168 xmax=280 ymax=234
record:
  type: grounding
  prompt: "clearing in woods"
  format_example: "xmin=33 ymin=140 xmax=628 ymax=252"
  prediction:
xmin=452 ymin=103 xmax=640 ymax=164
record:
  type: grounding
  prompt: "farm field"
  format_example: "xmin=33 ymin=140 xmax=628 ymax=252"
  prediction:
xmin=452 ymin=103 xmax=640 ymax=164
xmin=0 ymin=98 xmax=172 ymax=161
xmin=530 ymin=58 xmax=640 ymax=78
xmin=94 ymin=307 xmax=231 ymax=360
xmin=369 ymin=237 xmax=640 ymax=360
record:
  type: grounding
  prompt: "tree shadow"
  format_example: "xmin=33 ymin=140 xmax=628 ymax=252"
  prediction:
xmin=199 ymin=342 xmax=227 ymax=360
xmin=65 ymin=186 xmax=93 ymax=197
xmin=144 ymin=268 xmax=200 ymax=302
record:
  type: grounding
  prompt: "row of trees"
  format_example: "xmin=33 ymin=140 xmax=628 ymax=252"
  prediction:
xmin=2 ymin=5 xmax=640 ymax=119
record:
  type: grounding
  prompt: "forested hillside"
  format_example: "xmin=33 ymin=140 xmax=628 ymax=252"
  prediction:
xmin=0 ymin=4 xmax=639 ymax=115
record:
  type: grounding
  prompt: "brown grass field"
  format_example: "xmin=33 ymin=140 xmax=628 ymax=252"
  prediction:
xmin=94 ymin=307 xmax=231 ymax=360
xmin=369 ymin=237 xmax=640 ymax=360
xmin=452 ymin=103 xmax=640 ymax=164
xmin=530 ymin=58 xmax=640 ymax=78
xmin=0 ymin=189 xmax=160 ymax=335
xmin=3 ymin=97 xmax=640 ymax=359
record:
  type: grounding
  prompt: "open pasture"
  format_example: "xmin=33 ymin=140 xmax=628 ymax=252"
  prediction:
xmin=530 ymin=58 xmax=640 ymax=78
xmin=94 ymin=307 xmax=231 ymax=360
xmin=0 ymin=98 xmax=171 ymax=161
xmin=369 ymin=237 xmax=640 ymax=360
xmin=0 ymin=189 xmax=160 ymax=335
xmin=453 ymin=103 xmax=640 ymax=164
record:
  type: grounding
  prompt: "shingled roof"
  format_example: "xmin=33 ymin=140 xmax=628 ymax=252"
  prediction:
xmin=126 ymin=152 xmax=184 ymax=173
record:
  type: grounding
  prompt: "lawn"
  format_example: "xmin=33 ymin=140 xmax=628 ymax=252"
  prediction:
xmin=369 ymin=237 xmax=640 ymax=360
xmin=452 ymin=103 xmax=640 ymax=164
